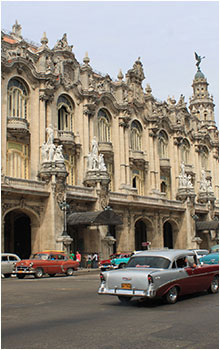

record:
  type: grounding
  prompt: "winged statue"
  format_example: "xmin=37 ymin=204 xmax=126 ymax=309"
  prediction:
xmin=194 ymin=52 xmax=205 ymax=69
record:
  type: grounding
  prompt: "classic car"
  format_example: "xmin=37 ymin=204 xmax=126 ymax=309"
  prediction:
xmin=200 ymin=251 xmax=219 ymax=265
xmin=1 ymin=253 xmax=20 ymax=278
xmin=14 ymin=250 xmax=79 ymax=278
xmin=210 ymin=244 xmax=219 ymax=253
xmin=99 ymin=253 xmax=132 ymax=271
xmin=189 ymin=249 xmax=209 ymax=260
xmin=98 ymin=249 xmax=219 ymax=304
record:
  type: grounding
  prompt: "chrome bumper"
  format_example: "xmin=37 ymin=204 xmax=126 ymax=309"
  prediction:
xmin=98 ymin=284 xmax=156 ymax=298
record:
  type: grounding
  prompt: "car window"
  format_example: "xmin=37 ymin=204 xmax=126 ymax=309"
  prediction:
xmin=57 ymin=255 xmax=65 ymax=260
xmin=127 ymin=256 xmax=170 ymax=269
xmin=1 ymin=256 xmax=8 ymax=262
xmin=176 ymin=257 xmax=187 ymax=268
xmin=32 ymin=254 xmax=48 ymax=260
xmin=9 ymin=256 xmax=18 ymax=261
xmin=49 ymin=255 xmax=57 ymax=260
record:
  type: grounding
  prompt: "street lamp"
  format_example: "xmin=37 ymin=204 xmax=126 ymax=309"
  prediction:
xmin=59 ymin=201 xmax=70 ymax=236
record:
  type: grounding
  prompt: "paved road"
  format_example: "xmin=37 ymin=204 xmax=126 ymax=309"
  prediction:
xmin=1 ymin=273 xmax=219 ymax=349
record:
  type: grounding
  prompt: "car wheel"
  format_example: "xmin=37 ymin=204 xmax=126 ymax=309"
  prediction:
xmin=118 ymin=263 xmax=126 ymax=269
xmin=4 ymin=274 xmax=11 ymax=278
xmin=35 ymin=268 xmax=44 ymax=278
xmin=17 ymin=274 xmax=25 ymax=279
xmin=164 ymin=286 xmax=178 ymax=304
xmin=208 ymin=276 xmax=219 ymax=294
xmin=66 ymin=268 xmax=74 ymax=276
xmin=118 ymin=296 xmax=132 ymax=304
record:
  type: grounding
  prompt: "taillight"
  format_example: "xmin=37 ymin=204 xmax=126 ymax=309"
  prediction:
xmin=100 ymin=273 xmax=105 ymax=282
xmin=148 ymin=275 xmax=153 ymax=284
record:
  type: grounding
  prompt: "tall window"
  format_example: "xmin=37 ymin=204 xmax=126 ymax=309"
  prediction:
xmin=64 ymin=153 xmax=75 ymax=186
xmin=201 ymin=146 xmax=209 ymax=169
xmin=7 ymin=78 xmax=28 ymax=119
xmin=57 ymin=95 xmax=73 ymax=131
xmin=181 ymin=139 xmax=190 ymax=164
xmin=6 ymin=141 xmax=29 ymax=179
xmin=106 ymin=161 xmax=114 ymax=191
xmin=98 ymin=109 xmax=111 ymax=142
xmin=158 ymin=130 xmax=168 ymax=158
xmin=130 ymin=121 xmax=142 ymax=151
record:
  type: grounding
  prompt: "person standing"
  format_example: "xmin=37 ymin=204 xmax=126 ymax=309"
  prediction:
xmin=69 ymin=251 xmax=75 ymax=260
xmin=92 ymin=252 xmax=99 ymax=268
xmin=76 ymin=251 xmax=81 ymax=267
xmin=87 ymin=254 xmax=92 ymax=269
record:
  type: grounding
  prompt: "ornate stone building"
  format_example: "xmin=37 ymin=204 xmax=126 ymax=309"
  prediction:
xmin=1 ymin=22 xmax=219 ymax=261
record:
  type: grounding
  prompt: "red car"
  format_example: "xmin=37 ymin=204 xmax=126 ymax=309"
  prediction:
xmin=14 ymin=250 xmax=79 ymax=279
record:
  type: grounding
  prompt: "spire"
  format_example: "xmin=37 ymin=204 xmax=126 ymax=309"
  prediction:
xmin=11 ymin=20 xmax=22 ymax=40
xmin=40 ymin=32 xmax=49 ymax=47
xmin=189 ymin=52 xmax=215 ymax=125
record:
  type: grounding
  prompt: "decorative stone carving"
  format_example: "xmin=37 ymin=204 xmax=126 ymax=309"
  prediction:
xmin=53 ymin=33 xmax=73 ymax=52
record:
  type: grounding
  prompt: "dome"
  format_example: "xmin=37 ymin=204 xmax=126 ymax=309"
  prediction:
xmin=194 ymin=68 xmax=205 ymax=80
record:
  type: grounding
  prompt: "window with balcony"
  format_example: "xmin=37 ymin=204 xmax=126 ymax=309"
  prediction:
xmin=57 ymin=95 xmax=73 ymax=131
xmin=98 ymin=109 xmax=111 ymax=142
xmin=130 ymin=121 xmax=142 ymax=151
xmin=6 ymin=141 xmax=29 ymax=179
xmin=7 ymin=78 xmax=28 ymax=119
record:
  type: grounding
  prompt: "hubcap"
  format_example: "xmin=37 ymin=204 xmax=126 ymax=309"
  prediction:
xmin=169 ymin=288 xmax=177 ymax=301
xmin=212 ymin=279 xmax=219 ymax=292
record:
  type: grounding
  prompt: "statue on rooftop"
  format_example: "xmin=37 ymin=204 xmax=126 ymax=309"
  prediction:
xmin=194 ymin=52 xmax=205 ymax=69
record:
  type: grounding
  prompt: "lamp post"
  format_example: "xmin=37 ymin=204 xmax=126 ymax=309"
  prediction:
xmin=59 ymin=200 xmax=70 ymax=236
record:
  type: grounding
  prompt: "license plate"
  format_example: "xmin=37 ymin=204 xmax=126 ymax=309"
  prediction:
xmin=121 ymin=283 xmax=131 ymax=289
xmin=18 ymin=270 xmax=24 ymax=273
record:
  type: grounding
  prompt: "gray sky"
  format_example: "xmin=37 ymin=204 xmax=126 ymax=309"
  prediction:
xmin=1 ymin=1 xmax=219 ymax=123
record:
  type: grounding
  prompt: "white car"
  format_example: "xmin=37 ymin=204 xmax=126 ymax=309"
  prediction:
xmin=1 ymin=253 xmax=21 ymax=278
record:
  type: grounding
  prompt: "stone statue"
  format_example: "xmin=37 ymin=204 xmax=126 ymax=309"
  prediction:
xmin=41 ymin=142 xmax=49 ymax=162
xmin=54 ymin=145 xmax=64 ymax=161
xmin=86 ymin=137 xmax=107 ymax=171
xmin=194 ymin=52 xmax=205 ymax=69
xmin=98 ymin=154 xmax=107 ymax=171
xmin=178 ymin=162 xmax=193 ymax=189
xmin=48 ymin=143 xmax=56 ymax=161
xmin=46 ymin=125 xmax=54 ymax=144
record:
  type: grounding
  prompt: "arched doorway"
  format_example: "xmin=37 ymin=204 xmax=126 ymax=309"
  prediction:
xmin=135 ymin=220 xmax=147 ymax=250
xmin=4 ymin=210 xmax=31 ymax=259
xmin=163 ymin=222 xmax=173 ymax=248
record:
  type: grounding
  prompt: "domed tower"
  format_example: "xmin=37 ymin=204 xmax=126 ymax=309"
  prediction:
xmin=189 ymin=52 xmax=216 ymax=127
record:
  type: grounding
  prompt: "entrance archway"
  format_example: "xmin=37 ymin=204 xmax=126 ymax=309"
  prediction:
xmin=135 ymin=220 xmax=147 ymax=250
xmin=163 ymin=222 xmax=173 ymax=248
xmin=4 ymin=210 xmax=31 ymax=259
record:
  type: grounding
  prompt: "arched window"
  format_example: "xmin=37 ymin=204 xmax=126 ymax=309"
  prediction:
xmin=98 ymin=109 xmax=111 ymax=142
xmin=7 ymin=78 xmax=28 ymax=119
xmin=158 ymin=130 xmax=168 ymax=158
xmin=201 ymin=146 xmax=209 ymax=169
xmin=130 ymin=121 xmax=142 ymax=151
xmin=6 ymin=141 xmax=29 ymax=179
xmin=57 ymin=95 xmax=73 ymax=131
xmin=181 ymin=139 xmax=190 ymax=164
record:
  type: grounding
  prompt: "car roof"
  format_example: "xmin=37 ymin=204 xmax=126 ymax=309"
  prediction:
xmin=133 ymin=249 xmax=195 ymax=260
xmin=1 ymin=253 xmax=19 ymax=257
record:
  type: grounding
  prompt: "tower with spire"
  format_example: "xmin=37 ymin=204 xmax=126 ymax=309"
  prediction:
xmin=189 ymin=52 xmax=216 ymax=127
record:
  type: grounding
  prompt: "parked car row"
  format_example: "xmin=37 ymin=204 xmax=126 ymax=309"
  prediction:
xmin=1 ymin=251 xmax=79 ymax=279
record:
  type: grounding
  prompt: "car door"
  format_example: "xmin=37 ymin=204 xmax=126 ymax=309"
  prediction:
xmin=8 ymin=255 xmax=20 ymax=273
xmin=1 ymin=255 xmax=9 ymax=274
xmin=47 ymin=255 xmax=59 ymax=274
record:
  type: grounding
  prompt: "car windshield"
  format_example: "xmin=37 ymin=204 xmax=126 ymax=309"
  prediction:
xmin=32 ymin=254 xmax=49 ymax=260
xmin=127 ymin=256 xmax=170 ymax=269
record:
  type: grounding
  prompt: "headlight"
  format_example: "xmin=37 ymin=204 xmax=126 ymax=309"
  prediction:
xmin=29 ymin=262 xmax=33 ymax=267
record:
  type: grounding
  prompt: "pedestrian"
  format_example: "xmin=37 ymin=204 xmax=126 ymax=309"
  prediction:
xmin=87 ymin=254 xmax=92 ymax=269
xmin=76 ymin=251 xmax=81 ymax=267
xmin=69 ymin=250 xmax=75 ymax=260
xmin=92 ymin=252 xmax=99 ymax=268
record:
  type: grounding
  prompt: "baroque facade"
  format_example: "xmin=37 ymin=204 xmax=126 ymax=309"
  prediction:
xmin=1 ymin=22 xmax=219 ymax=261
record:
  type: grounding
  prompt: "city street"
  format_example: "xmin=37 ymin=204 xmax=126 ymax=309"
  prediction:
xmin=2 ymin=272 xmax=219 ymax=349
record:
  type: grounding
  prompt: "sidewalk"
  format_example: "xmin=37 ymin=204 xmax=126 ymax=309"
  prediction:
xmin=76 ymin=268 xmax=100 ymax=275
